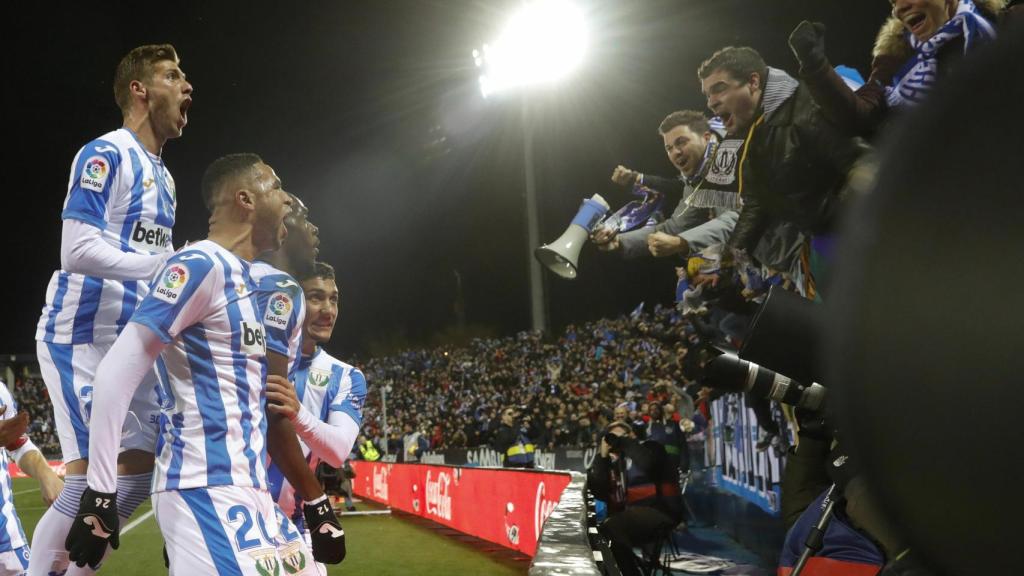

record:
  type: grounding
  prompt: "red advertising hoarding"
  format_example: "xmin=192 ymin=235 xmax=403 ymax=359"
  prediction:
xmin=351 ymin=461 xmax=571 ymax=557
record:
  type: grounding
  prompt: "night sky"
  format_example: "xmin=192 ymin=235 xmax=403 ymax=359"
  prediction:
xmin=6 ymin=1 xmax=887 ymax=360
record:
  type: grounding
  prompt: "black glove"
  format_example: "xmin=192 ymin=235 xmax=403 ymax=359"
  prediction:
xmin=303 ymin=496 xmax=346 ymax=564
xmin=788 ymin=20 xmax=828 ymax=73
xmin=65 ymin=487 xmax=120 ymax=569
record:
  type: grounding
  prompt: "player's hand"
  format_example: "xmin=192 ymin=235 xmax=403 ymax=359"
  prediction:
xmin=788 ymin=20 xmax=828 ymax=73
xmin=611 ymin=165 xmax=640 ymax=187
xmin=266 ymin=375 xmax=301 ymax=421
xmin=304 ymin=495 xmax=347 ymax=564
xmin=591 ymin=226 xmax=620 ymax=251
xmin=39 ymin=470 xmax=65 ymax=507
xmin=647 ymin=232 xmax=688 ymax=257
xmin=0 ymin=409 xmax=30 ymax=446
xmin=66 ymin=487 xmax=120 ymax=569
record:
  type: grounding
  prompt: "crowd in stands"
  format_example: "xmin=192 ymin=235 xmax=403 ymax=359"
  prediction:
xmin=359 ymin=304 xmax=714 ymax=457
xmin=10 ymin=376 xmax=62 ymax=458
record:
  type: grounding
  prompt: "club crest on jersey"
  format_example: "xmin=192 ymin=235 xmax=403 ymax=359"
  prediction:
xmin=153 ymin=264 xmax=189 ymax=303
xmin=130 ymin=221 xmax=172 ymax=253
xmin=309 ymin=368 xmax=331 ymax=388
xmin=263 ymin=292 xmax=292 ymax=329
xmin=279 ymin=541 xmax=307 ymax=574
xmin=81 ymin=156 xmax=110 ymax=192
xmin=241 ymin=321 xmax=267 ymax=356
xmin=248 ymin=548 xmax=281 ymax=576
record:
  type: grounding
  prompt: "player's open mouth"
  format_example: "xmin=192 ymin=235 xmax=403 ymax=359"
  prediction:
xmin=179 ymin=98 xmax=192 ymax=125
xmin=904 ymin=13 xmax=927 ymax=37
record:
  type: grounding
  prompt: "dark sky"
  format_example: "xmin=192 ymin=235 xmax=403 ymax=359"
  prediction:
xmin=5 ymin=1 xmax=888 ymax=359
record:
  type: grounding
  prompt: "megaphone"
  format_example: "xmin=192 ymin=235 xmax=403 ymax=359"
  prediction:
xmin=535 ymin=194 xmax=609 ymax=280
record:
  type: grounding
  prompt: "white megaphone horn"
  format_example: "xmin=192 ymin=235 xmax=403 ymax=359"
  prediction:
xmin=534 ymin=194 xmax=610 ymax=280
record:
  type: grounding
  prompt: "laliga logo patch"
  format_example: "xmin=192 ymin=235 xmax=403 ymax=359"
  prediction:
xmin=263 ymin=292 xmax=292 ymax=329
xmin=81 ymin=156 xmax=110 ymax=192
xmin=153 ymin=263 xmax=189 ymax=303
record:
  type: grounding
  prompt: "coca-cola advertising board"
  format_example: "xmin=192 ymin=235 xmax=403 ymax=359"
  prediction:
xmin=352 ymin=461 xmax=571 ymax=557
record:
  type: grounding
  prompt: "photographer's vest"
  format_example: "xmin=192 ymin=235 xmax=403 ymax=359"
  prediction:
xmin=359 ymin=440 xmax=380 ymax=462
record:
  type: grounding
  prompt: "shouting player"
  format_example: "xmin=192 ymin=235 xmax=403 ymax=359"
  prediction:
xmin=266 ymin=261 xmax=367 ymax=575
xmin=31 ymin=44 xmax=192 ymax=576
xmin=64 ymin=154 xmax=345 ymax=574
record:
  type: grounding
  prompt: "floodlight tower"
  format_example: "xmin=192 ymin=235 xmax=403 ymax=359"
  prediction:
xmin=474 ymin=0 xmax=588 ymax=334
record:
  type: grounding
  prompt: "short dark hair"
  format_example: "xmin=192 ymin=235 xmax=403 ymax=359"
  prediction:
xmin=698 ymin=46 xmax=768 ymax=87
xmin=113 ymin=44 xmax=179 ymax=115
xmin=200 ymin=153 xmax=263 ymax=212
xmin=299 ymin=261 xmax=336 ymax=283
xmin=607 ymin=421 xmax=632 ymax=435
xmin=657 ymin=110 xmax=710 ymax=136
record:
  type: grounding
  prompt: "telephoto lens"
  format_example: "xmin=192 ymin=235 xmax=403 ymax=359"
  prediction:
xmin=706 ymin=354 xmax=826 ymax=411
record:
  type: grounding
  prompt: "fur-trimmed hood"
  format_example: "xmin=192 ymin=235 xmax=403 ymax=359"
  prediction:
xmin=872 ymin=0 xmax=1006 ymax=58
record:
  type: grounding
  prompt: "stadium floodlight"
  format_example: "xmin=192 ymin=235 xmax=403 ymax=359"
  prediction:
xmin=473 ymin=0 xmax=588 ymax=98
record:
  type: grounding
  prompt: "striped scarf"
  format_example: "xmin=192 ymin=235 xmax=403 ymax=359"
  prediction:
xmin=886 ymin=0 xmax=997 ymax=108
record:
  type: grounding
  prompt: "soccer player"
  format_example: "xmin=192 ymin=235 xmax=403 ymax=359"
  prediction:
xmin=64 ymin=154 xmax=345 ymax=573
xmin=266 ymin=261 xmax=367 ymax=576
xmin=30 ymin=44 xmax=192 ymax=576
xmin=0 ymin=379 xmax=65 ymax=575
xmin=251 ymin=194 xmax=323 ymax=574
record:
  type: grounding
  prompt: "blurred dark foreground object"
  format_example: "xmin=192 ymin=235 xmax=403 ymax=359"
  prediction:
xmin=828 ymin=20 xmax=1024 ymax=576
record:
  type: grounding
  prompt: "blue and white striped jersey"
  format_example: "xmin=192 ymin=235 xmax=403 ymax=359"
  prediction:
xmin=0 ymin=382 xmax=28 ymax=553
xmin=132 ymin=240 xmax=270 ymax=493
xmin=250 ymin=261 xmax=305 ymax=381
xmin=268 ymin=348 xmax=367 ymax=517
xmin=37 ymin=128 xmax=177 ymax=345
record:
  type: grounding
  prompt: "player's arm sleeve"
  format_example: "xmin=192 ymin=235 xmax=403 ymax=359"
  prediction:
xmin=13 ymin=440 xmax=50 ymax=477
xmin=677 ymin=210 xmax=739 ymax=256
xmin=131 ymin=251 xmax=217 ymax=343
xmin=617 ymin=225 xmax=655 ymax=260
xmin=61 ymin=219 xmax=170 ymax=281
xmin=61 ymin=140 xmax=121 ymax=230
xmin=85 ymin=322 xmax=167 ymax=492
xmin=293 ymin=408 xmax=359 ymax=468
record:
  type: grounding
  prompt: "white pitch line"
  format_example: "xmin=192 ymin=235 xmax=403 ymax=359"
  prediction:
xmin=121 ymin=509 xmax=155 ymax=535
xmin=13 ymin=487 xmax=40 ymax=496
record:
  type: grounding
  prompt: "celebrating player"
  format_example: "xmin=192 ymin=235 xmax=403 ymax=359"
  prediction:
xmin=30 ymin=44 xmax=192 ymax=576
xmin=266 ymin=261 xmax=367 ymax=575
xmin=251 ymin=194 xmax=327 ymax=574
xmin=64 ymin=154 xmax=345 ymax=573
xmin=0 ymin=379 xmax=65 ymax=575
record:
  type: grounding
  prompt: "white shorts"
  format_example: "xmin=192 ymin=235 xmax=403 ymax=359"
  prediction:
xmin=36 ymin=340 xmax=161 ymax=462
xmin=153 ymin=486 xmax=284 ymax=576
xmin=273 ymin=506 xmax=323 ymax=576
xmin=0 ymin=545 xmax=30 ymax=576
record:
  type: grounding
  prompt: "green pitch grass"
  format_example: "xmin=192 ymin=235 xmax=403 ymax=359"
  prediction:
xmin=13 ymin=477 xmax=526 ymax=575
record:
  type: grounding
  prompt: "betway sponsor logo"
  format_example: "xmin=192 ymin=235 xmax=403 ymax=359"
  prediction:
xmin=372 ymin=465 xmax=390 ymax=501
xmin=129 ymin=221 xmax=172 ymax=253
xmin=466 ymin=447 xmax=502 ymax=467
xmin=534 ymin=481 xmax=559 ymax=541
xmin=425 ymin=470 xmax=452 ymax=521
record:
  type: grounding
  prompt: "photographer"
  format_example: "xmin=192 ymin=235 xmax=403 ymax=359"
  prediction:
xmin=491 ymin=407 xmax=536 ymax=468
xmin=588 ymin=421 xmax=684 ymax=576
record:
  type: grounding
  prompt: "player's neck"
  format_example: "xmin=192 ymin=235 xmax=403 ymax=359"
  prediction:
xmin=260 ymin=250 xmax=296 ymax=278
xmin=302 ymin=339 xmax=318 ymax=357
xmin=123 ymin=116 xmax=165 ymax=156
xmin=207 ymin=222 xmax=262 ymax=262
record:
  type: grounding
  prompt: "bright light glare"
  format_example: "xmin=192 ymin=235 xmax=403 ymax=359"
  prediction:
xmin=475 ymin=0 xmax=588 ymax=98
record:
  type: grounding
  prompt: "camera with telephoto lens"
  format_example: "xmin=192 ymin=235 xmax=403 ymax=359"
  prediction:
xmin=315 ymin=462 xmax=345 ymax=496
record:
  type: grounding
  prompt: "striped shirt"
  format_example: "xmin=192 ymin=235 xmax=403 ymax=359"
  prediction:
xmin=37 ymin=128 xmax=176 ymax=345
xmin=133 ymin=240 xmax=270 ymax=492
xmin=250 ymin=261 xmax=305 ymax=380
xmin=268 ymin=348 xmax=367 ymax=517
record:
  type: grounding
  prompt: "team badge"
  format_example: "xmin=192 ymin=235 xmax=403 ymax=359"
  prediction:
xmin=706 ymin=139 xmax=742 ymax=186
xmin=263 ymin=292 xmax=292 ymax=329
xmin=248 ymin=549 xmax=281 ymax=576
xmin=80 ymin=156 xmax=110 ymax=192
xmin=309 ymin=368 xmax=331 ymax=388
xmin=279 ymin=542 xmax=307 ymax=575
xmin=153 ymin=263 xmax=189 ymax=303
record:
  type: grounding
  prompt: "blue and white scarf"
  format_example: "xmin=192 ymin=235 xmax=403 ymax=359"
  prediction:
xmin=886 ymin=0 xmax=997 ymax=108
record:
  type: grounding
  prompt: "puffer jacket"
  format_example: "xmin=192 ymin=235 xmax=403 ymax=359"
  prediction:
xmin=728 ymin=68 xmax=869 ymax=256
